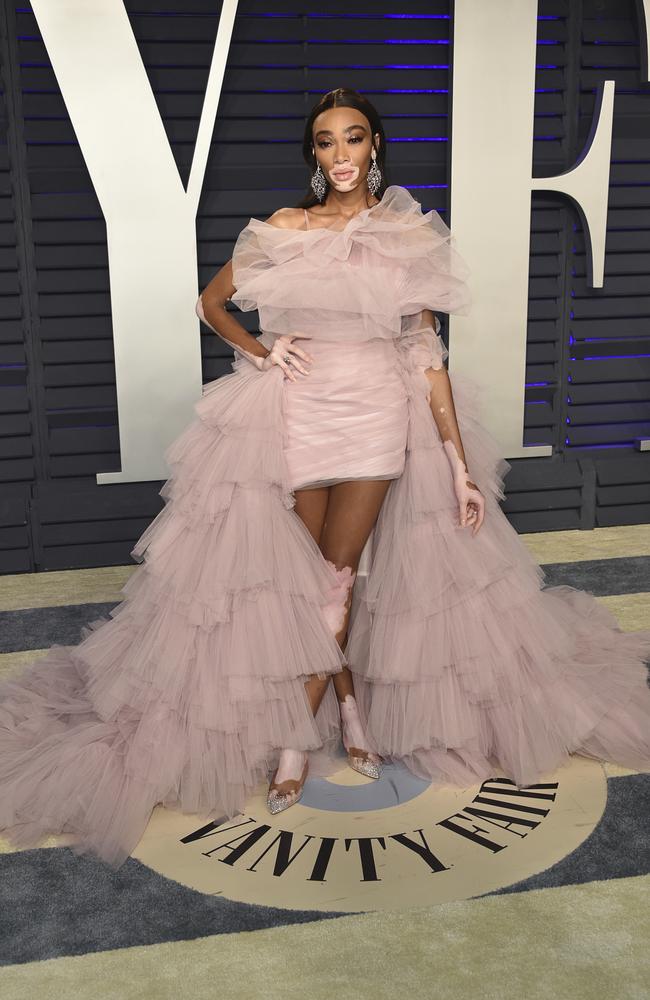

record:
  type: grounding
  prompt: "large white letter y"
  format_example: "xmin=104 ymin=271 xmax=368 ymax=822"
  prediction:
xmin=31 ymin=0 xmax=239 ymax=482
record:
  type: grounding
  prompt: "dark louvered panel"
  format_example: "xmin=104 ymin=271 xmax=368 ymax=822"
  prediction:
xmin=595 ymin=455 xmax=650 ymax=527
xmin=0 ymin=487 xmax=31 ymax=573
xmin=524 ymin=201 xmax=565 ymax=452
xmin=0 ymin=22 xmax=35 ymax=572
xmin=36 ymin=480 xmax=163 ymax=570
xmin=500 ymin=456 xmax=586 ymax=532
xmin=525 ymin=2 xmax=571 ymax=472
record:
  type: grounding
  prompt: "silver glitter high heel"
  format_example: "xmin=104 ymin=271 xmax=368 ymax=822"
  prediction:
xmin=266 ymin=752 xmax=309 ymax=815
xmin=339 ymin=694 xmax=383 ymax=779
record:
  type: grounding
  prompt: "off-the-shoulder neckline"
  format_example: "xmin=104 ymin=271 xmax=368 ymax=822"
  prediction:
xmin=248 ymin=184 xmax=410 ymax=234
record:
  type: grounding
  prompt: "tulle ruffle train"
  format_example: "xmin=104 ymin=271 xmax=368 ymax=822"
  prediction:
xmin=0 ymin=360 xmax=348 ymax=869
xmin=347 ymin=348 xmax=650 ymax=788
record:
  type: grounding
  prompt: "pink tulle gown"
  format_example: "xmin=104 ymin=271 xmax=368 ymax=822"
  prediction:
xmin=1 ymin=186 xmax=649 ymax=870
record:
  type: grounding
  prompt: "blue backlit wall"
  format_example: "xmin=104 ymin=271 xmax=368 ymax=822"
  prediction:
xmin=0 ymin=0 xmax=648 ymax=573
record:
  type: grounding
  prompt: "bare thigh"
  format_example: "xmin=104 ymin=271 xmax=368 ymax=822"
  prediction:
xmin=322 ymin=480 xmax=393 ymax=702
xmin=320 ymin=480 xmax=392 ymax=571
xmin=293 ymin=479 xmax=392 ymax=563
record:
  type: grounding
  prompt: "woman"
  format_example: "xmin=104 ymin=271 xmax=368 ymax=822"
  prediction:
xmin=195 ymin=94 xmax=489 ymax=816
xmin=0 ymin=89 xmax=649 ymax=870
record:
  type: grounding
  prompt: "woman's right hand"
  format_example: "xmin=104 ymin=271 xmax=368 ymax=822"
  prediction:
xmin=259 ymin=334 xmax=313 ymax=381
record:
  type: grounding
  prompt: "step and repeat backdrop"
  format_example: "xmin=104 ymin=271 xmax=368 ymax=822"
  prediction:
xmin=0 ymin=0 xmax=648 ymax=574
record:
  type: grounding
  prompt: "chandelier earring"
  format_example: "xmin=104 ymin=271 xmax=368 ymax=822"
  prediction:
xmin=367 ymin=147 xmax=382 ymax=196
xmin=310 ymin=161 xmax=327 ymax=202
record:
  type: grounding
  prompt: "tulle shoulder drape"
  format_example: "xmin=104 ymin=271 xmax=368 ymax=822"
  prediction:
xmin=229 ymin=185 xmax=473 ymax=344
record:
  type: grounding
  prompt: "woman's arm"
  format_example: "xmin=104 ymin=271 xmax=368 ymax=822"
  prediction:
xmin=417 ymin=308 xmax=485 ymax=533
xmin=419 ymin=308 xmax=468 ymax=468
xmin=196 ymin=258 xmax=271 ymax=367
xmin=197 ymin=210 xmax=313 ymax=379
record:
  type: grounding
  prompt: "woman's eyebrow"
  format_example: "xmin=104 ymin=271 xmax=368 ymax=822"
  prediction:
xmin=314 ymin=124 xmax=368 ymax=138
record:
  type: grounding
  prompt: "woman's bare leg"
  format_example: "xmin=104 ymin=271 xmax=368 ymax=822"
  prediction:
xmin=318 ymin=480 xmax=393 ymax=773
xmin=268 ymin=485 xmax=331 ymax=800
xmin=320 ymin=479 xmax=392 ymax=702
xmin=270 ymin=480 xmax=391 ymax=800
xmin=293 ymin=480 xmax=392 ymax=705
xmin=292 ymin=484 xmax=333 ymax=714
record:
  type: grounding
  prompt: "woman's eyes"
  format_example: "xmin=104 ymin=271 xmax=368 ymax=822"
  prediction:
xmin=317 ymin=137 xmax=363 ymax=148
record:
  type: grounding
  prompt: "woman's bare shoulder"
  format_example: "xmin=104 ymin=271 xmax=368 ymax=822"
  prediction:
xmin=263 ymin=206 xmax=307 ymax=230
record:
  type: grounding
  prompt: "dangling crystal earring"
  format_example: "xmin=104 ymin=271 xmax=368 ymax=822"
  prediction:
xmin=310 ymin=161 xmax=327 ymax=202
xmin=367 ymin=148 xmax=382 ymax=196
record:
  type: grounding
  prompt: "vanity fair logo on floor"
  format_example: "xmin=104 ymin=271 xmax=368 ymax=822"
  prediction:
xmin=133 ymin=756 xmax=607 ymax=912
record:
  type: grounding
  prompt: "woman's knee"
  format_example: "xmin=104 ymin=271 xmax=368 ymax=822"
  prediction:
xmin=320 ymin=551 xmax=359 ymax=575
xmin=320 ymin=556 xmax=357 ymax=636
xmin=320 ymin=480 xmax=390 ymax=567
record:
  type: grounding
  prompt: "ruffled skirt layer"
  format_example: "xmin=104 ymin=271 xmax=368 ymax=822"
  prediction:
xmin=0 ymin=361 xmax=348 ymax=869
xmin=347 ymin=358 xmax=650 ymax=787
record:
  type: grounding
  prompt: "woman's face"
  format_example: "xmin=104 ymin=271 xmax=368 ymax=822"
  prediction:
xmin=311 ymin=107 xmax=380 ymax=194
